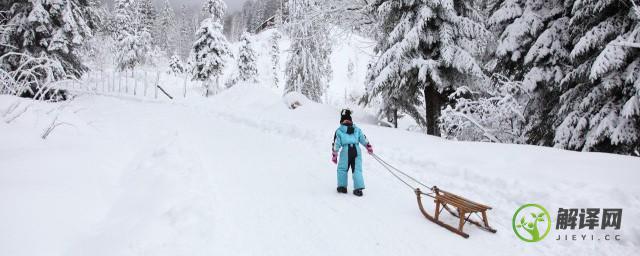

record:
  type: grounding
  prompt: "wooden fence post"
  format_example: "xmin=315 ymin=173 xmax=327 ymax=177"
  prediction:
xmin=183 ymin=73 xmax=188 ymax=98
xmin=100 ymin=70 xmax=104 ymax=92
xmin=133 ymin=69 xmax=137 ymax=96
xmin=111 ymin=71 xmax=114 ymax=92
xmin=124 ymin=70 xmax=129 ymax=94
xmin=154 ymin=71 xmax=159 ymax=99
xmin=144 ymin=70 xmax=148 ymax=97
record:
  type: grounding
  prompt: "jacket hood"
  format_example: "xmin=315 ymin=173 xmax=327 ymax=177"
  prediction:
xmin=339 ymin=124 xmax=357 ymax=133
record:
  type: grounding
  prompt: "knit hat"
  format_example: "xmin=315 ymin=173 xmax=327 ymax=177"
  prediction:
xmin=340 ymin=109 xmax=352 ymax=124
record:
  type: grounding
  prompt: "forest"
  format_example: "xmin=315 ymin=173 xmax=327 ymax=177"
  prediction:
xmin=1 ymin=0 xmax=639 ymax=156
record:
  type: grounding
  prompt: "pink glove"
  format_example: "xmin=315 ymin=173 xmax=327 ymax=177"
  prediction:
xmin=331 ymin=151 xmax=338 ymax=164
xmin=366 ymin=144 xmax=373 ymax=154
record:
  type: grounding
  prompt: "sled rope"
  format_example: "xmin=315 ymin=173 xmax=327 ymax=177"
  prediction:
xmin=370 ymin=153 xmax=433 ymax=192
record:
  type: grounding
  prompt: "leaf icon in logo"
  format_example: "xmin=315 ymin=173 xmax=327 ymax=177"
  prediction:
xmin=512 ymin=204 xmax=552 ymax=242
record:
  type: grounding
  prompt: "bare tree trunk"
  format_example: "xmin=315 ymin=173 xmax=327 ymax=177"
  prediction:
xmin=425 ymin=84 xmax=442 ymax=136
xmin=393 ymin=109 xmax=398 ymax=128
xmin=204 ymin=80 xmax=209 ymax=97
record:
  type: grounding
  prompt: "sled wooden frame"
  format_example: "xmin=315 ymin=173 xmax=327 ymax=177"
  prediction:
xmin=415 ymin=186 xmax=497 ymax=238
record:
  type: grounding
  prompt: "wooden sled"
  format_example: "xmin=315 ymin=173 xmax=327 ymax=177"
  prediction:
xmin=415 ymin=186 xmax=496 ymax=238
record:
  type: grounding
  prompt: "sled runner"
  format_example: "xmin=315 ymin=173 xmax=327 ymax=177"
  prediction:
xmin=415 ymin=186 xmax=496 ymax=238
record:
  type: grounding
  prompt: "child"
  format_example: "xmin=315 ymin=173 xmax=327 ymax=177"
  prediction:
xmin=331 ymin=109 xmax=373 ymax=197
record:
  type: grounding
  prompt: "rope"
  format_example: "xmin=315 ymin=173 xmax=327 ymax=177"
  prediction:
xmin=371 ymin=153 xmax=416 ymax=190
xmin=371 ymin=153 xmax=433 ymax=190
xmin=370 ymin=152 xmax=433 ymax=191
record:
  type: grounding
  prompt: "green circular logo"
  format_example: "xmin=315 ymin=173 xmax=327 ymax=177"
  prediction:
xmin=512 ymin=204 xmax=551 ymax=242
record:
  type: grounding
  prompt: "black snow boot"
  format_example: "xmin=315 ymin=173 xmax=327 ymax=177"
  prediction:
xmin=353 ymin=189 xmax=363 ymax=197
xmin=337 ymin=187 xmax=347 ymax=193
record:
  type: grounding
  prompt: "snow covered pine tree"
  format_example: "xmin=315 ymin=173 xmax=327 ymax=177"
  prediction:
xmin=487 ymin=0 xmax=572 ymax=145
xmin=176 ymin=4 xmax=194 ymax=60
xmin=112 ymin=0 xmax=152 ymax=71
xmin=169 ymin=54 xmax=184 ymax=74
xmin=155 ymin=0 xmax=177 ymax=54
xmin=363 ymin=0 xmax=491 ymax=135
xmin=270 ymin=30 xmax=282 ymax=88
xmin=284 ymin=0 xmax=332 ymax=103
xmin=553 ymin=0 xmax=640 ymax=155
xmin=0 ymin=0 xmax=98 ymax=97
xmin=237 ymin=32 xmax=258 ymax=84
xmin=188 ymin=0 xmax=231 ymax=96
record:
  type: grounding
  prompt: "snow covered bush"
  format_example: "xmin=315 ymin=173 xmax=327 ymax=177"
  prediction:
xmin=0 ymin=52 xmax=69 ymax=101
xmin=440 ymin=75 xmax=528 ymax=143
xmin=283 ymin=91 xmax=309 ymax=110
xmin=237 ymin=33 xmax=258 ymax=84
xmin=168 ymin=54 xmax=184 ymax=74
xmin=188 ymin=0 xmax=231 ymax=96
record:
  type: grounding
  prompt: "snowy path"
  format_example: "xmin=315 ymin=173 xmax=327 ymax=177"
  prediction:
xmin=1 ymin=87 xmax=639 ymax=255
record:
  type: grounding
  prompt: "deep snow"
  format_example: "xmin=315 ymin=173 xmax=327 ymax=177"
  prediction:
xmin=1 ymin=85 xmax=639 ymax=256
xmin=1 ymin=28 xmax=639 ymax=256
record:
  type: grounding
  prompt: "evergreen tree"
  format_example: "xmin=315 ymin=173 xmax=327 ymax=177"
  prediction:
xmin=229 ymin=13 xmax=246 ymax=41
xmin=204 ymin=0 xmax=227 ymax=23
xmin=284 ymin=0 xmax=332 ymax=103
xmin=363 ymin=0 xmax=491 ymax=135
xmin=244 ymin=0 xmax=259 ymax=33
xmin=155 ymin=0 xmax=177 ymax=53
xmin=487 ymin=0 xmax=545 ymax=78
xmin=0 ymin=0 xmax=98 ymax=79
xmin=237 ymin=33 xmax=258 ymax=83
xmin=254 ymin=0 xmax=266 ymax=31
xmin=487 ymin=0 xmax=571 ymax=144
xmin=177 ymin=4 xmax=194 ymax=60
xmin=113 ymin=0 xmax=151 ymax=70
xmin=554 ymin=0 xmax=640 ymax=154
xmin=188 ymin=0 xmax=231 ymax=96
xmin=169 ymin=53 xmax=184 ymax=74
xmin=270 ymin=30 xmax=282 ymax=88
xmin=138 ymin=0 xmax=156 ymax=37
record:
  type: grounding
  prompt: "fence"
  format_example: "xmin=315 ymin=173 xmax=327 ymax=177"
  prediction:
xmin=60 ymin=69 xmax=195 ymax=100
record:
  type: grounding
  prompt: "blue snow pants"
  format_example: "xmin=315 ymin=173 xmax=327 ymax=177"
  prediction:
xmin=333 ymin=124 xmax=369 ymax=190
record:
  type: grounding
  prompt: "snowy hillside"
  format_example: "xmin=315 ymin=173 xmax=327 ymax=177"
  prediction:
xmin=1 ymin=85 xmax=639 ymax=256
xmin=2 ymin=0 xmax=640 ymax=254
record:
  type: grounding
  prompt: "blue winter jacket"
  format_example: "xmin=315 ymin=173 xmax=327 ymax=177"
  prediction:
xmin=333 ymin=124 xmax=369 ymax=153
xmin=333 ymin=124 xmax=369 ymax=189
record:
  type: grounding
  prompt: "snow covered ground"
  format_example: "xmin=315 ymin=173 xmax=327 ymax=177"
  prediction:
xmin=1 ymin=28 xmax=639 ymax=256
xmin=1 ymin=84 xmax=639 ymax=256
